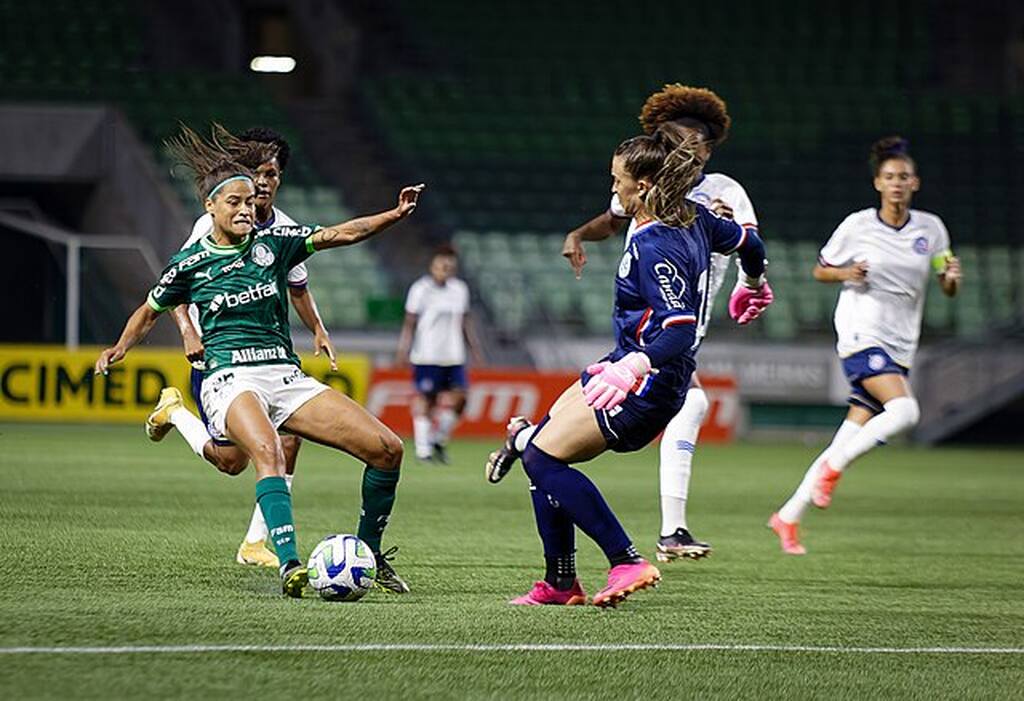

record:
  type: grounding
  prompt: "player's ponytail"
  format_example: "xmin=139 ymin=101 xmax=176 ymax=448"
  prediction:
xmin=164 ymin=123 xmax=276 ymax=201
xmin=644 ymin=129 xmax=706 ymax=228
xmin=869 ymin=135 xmax=915 ymax=176
xmin=614 ymin=130 xmax=706 ymax=228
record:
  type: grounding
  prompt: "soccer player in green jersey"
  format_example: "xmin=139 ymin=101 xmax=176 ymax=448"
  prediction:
xmin=95 ymin=125 xmax=424 ymax=597
xmin=165 ymin=127 xmax=337 ymax=571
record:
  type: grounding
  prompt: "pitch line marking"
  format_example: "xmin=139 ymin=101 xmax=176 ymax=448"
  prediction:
xmin=1 ymin=643 xmax=1022 ymax=655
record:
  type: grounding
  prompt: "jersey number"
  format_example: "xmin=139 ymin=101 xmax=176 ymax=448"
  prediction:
xmin=693 ymin=270 xmax=711 ymax=349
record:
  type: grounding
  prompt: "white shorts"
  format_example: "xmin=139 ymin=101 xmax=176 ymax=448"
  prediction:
xmin=200 ymin=364 xmax=330 ymax=442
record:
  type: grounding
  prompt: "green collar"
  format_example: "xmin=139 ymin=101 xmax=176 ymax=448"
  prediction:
xmin=201 ymin=233 xmax=251 ymax=254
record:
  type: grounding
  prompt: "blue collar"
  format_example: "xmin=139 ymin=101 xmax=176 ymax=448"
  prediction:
xmin=255 ymin=208 xmax=276 ymax=230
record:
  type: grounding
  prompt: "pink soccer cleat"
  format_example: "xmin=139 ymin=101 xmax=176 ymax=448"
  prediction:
xmin=509 ymin=579 xmax=587 ymax=606
xmin=768 ymin=512 xmax=807 ymax=555
xmin=591 ymin=560 xmax=661 ymax=608
xmin=811 ymin=462 xmax=843 ymax=509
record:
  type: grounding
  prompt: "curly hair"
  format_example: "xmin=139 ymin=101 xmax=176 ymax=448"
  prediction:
xmin=614 ymin=130 xmax=707 ymax=228
xmin=639 ymin=84 xmax=731 ymax=146
xmin=238 ymin=126 xmax=291 ymax=172
xmin=869 ymin=135 xmax=915 ymax=176
xmin=164 ymin=123 xmax=276 ymax=201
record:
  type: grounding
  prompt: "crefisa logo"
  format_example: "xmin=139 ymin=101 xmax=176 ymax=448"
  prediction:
xmin=912 ymin=236 xmax=929 ymax=255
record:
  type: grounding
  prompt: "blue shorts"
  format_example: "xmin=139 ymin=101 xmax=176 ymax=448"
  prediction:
xmin=581 ymin=365 xmax=689 ymax=453
xmin=190 ymin=367 xmax=233 ymax=446
xmin=841 ymin=347 xmax=909 ymax=414
xmin=413 ymin=364 xmax=467 ymax=396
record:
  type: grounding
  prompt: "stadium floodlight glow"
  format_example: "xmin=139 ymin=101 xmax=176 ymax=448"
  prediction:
xmin=249 ymin=56 xmax=296 ymax=73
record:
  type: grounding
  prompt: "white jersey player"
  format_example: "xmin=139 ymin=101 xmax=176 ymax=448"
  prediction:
xmin=486 ymin=86 xmax=771 ymax=564
xmin=770 ymin=136 xmax=961 ymax=555
xmin=396 ymin=245 xmax=484 ymax=463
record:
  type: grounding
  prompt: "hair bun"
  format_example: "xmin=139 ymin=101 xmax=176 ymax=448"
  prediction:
xmin=869 ymin=135 xmax=913 ymax=174
xmin=872 ymin=135 xmax=909 ymax=157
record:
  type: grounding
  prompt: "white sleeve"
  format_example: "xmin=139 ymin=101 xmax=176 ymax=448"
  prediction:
xmin=727 ymin=183 xmax=758 ymax=229
xmin=609 ymin=194 xmax=628 ymax=218
xmin=459 ymin=280 xmax=471 ymax=313
xmin=818 ymin=215 xmax=858 ymax=267
xmin=287 ymin=262 xmax=309 ymax=287
xmin=184 ymin=214 xmax=213 ymax=250
xmin=405 ymin=280 xmax=425 ymax=315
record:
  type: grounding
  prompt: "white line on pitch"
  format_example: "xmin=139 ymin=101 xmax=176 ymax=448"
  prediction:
xmin=0 ymin=643 xmax=1022 ymax=655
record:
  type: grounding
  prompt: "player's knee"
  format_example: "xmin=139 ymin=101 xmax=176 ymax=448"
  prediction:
xmin=372 ymin=429 xmax=404 ymax=470
xmin=682 ymin=387 xmax=710 ymax=422
xmin=884 ymin=396 xmax=920 ymax=431
xmin=280 ymin=434 xmax=302 ymax=456
xmin=217 ymin=453 xmax=249 ymax=476
xmin=249 ymin=439 xmax=286 ymax=474
xmin=521 ymin=443 xmax=561 ymax=488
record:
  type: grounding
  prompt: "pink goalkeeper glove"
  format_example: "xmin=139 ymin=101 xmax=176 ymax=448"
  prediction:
xmin=728 ymin=279 xmax=774 ymax=325
xmin=582 ymin=352 xmax=652 ymax=411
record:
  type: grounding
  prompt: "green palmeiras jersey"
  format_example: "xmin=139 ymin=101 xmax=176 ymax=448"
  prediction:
xmin=147 ymin=225 xmax=317 ymax=375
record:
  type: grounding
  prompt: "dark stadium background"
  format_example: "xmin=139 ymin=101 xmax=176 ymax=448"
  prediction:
xmin=0 ymin=3 xmax=1022 ymax=698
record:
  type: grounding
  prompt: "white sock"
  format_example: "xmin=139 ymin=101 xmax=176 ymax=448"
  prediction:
xmin=778 ymin=419 xmax=862 ymax=523
xmin=513 ymin=424 xmax=538 ymax=453
xmin=435 ymin=407 xmax=458 ymax=445
xmin=245 ymin=473 xmax=293 ymax=543
xmin=413 ymin=415 xmax=433 ymax=458
xmin=830 ymin=397 xmax=920 ymax=470
xmin=658 ymin=388 xmax=709 ymax=536
xmin=170 ymin=407 xmax=212 ymax=457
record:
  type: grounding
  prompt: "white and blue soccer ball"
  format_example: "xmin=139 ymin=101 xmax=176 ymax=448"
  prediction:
xmin=306 ymin=534 xmax=377 ymax=602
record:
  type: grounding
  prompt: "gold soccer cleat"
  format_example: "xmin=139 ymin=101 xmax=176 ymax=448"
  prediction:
xmin=236 ymin=539 xmax=280 ymax=568
xmin=145 ymin=387 xmax=183 ymax=442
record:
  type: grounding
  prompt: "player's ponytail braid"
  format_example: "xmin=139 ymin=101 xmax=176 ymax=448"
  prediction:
xmin=643 ymin=129 xmax=706 ymax=228
xmin=164 ymin=123 xmax=276 ymax=201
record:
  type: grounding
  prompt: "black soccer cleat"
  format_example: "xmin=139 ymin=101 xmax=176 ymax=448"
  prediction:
xmin=374 ymin=546 xmax=410 ymax=594
xmin=655 ymin=528 xmax=713 ymax=562
xmin=432 ymin=442 xmax=450 ymax=465
xmin=485 ymin=416 xmax=532 ymax=484
xmin=280 ymin=560 xmax=309 ymax=598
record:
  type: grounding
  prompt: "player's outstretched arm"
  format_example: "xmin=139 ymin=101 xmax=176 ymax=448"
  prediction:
xmin=562 ymin=211 xmax=628 ymax=279
xmin=94 ymin=303 xmax=162 ymax=375
xmin=309 ymin=184 xmax=425 ymax=251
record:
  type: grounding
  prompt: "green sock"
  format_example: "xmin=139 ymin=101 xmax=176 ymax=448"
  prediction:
xmin=255 ymin=476 xmax=299 ymax=566
xmin=357 ymin=466 xmax=400 ymax=553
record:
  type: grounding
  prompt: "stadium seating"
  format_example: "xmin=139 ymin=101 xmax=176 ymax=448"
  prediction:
xmin=3 ymin=0 xmax=1018 ymax=337
xmin=454 ymin=230 xmax=1023 ymax=339
xmin=359 ymin=0 xmax=1021 ymax=337
xmin=0 ymin=0 xmax=399 ymax=329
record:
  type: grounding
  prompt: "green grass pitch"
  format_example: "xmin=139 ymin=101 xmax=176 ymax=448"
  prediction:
xmin=0 ymin=423 xmax=1022 ymax=699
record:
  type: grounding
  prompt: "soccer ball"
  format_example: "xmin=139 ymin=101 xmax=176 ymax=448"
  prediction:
xmin=306 ymin=534 xmax=377 ymax=602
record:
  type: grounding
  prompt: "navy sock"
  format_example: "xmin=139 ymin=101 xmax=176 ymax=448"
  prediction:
xmin=522 ymin=443 xmax=632 ymax=562
xmin=608 ymin=545 xmax=643 ymax=567
xmin=529 ymin=484 xmax=576 ymax=590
